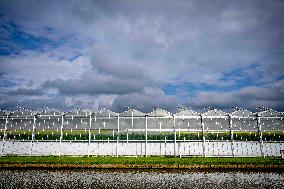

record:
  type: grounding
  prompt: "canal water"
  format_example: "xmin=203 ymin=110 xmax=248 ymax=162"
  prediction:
xmin=0 ymin=169 xmax=283 ymax=189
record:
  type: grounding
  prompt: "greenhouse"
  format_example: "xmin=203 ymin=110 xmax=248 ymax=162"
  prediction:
xmin=0 ymin=107 xmax=283 ymax=157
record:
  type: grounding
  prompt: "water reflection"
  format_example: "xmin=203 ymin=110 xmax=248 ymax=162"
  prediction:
xmin=0 ymin=169 xmax=283 ymax=189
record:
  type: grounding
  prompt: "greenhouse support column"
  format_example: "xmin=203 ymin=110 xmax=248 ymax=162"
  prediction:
xmin=174 ymin=116 xmax=176 ymax=156
xmin=116 ymin=115 xmax=119 ymax=157
xmin=229 ymin=114 xmax=235 ymax=157
xmin=145 ymin=115 xmax=148 ymax=157
xmin=30 ymin=115 xmax=36 ymax=156
xmin=88 ymin=114 xmax=92 ymax=157
xmin=127 ymin=131 xmax=128 ymax=143
xmin=131 ymin=110 xmax=134 ymax=129
xmin=94 ymin=115 xmax=97 ymax=155
xmin=59 ymin=114 xmax=64 ymax=157
xmin=1 ymin=114 xmax=9 ymax=156
xmin=201 ymin=115 xmax=206 ymax=157
xmin=179 ymin=128 xmax=181 ymax=158
xmin=257 ymin=114 xmax=264 ymax=157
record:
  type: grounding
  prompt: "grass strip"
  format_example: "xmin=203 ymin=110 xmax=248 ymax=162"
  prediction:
xmin=0 ymin=156 xmax=283 ymax=166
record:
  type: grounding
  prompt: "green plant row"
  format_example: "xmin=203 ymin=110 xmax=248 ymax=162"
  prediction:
xmin=0 ymin=156 xmax=283 ymax=165
xmin=1 ymin=131 xmax=284 ymax=141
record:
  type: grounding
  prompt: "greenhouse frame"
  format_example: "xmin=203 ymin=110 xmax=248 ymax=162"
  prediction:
xmin=0 ymin=107 xmax=283 ymax=157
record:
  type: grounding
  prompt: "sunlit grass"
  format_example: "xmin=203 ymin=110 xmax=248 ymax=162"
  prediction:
xmin=0 ymin=156 xmax=283 ymax=165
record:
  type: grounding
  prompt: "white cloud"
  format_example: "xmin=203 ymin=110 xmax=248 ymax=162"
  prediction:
xmin=0 ymin=0 xmax=284 ymax=111
xmin=188 ymin=79 xmax=284 ymax=110
xmin=220 ymin=3 xmax=257 ymax=32
xmin=0 ymin=51 xmax=90 ymax=88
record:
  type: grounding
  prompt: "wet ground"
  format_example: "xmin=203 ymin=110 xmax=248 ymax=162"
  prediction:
xmin=0 ymin=169 xmax=283 ymax=189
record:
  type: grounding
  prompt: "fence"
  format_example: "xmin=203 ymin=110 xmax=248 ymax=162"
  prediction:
xmin=0 ymin=108 xmax=283 ymax=157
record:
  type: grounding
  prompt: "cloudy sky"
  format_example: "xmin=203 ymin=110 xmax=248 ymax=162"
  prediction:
xmin=0 ymin=0 xmax=284 ymax=112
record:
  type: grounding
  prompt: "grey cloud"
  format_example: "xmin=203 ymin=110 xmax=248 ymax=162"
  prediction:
xmin=0 ymin=94 xmax=69 ymax=111
xmin=90 ymin=46 xmax=145 ymax=79
xmin=112 ymin=89 xmax=179 ymax=113
xmin=43 ymin=75 xmax=144 ymax=95
xmin=0 ymin=92 xmax=116 ymax=112
xmin=188 ymin=80 xmax=284 ymax=111
xmin=7 ymin=87 xmax=44 ymax=96
xmin=41 ymin=45 xmax=156 ymax=96
xmin=0 ymin=0 xmax=283 ymax=112
xmin=2 ymin=0 xmax=284 ymax=86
